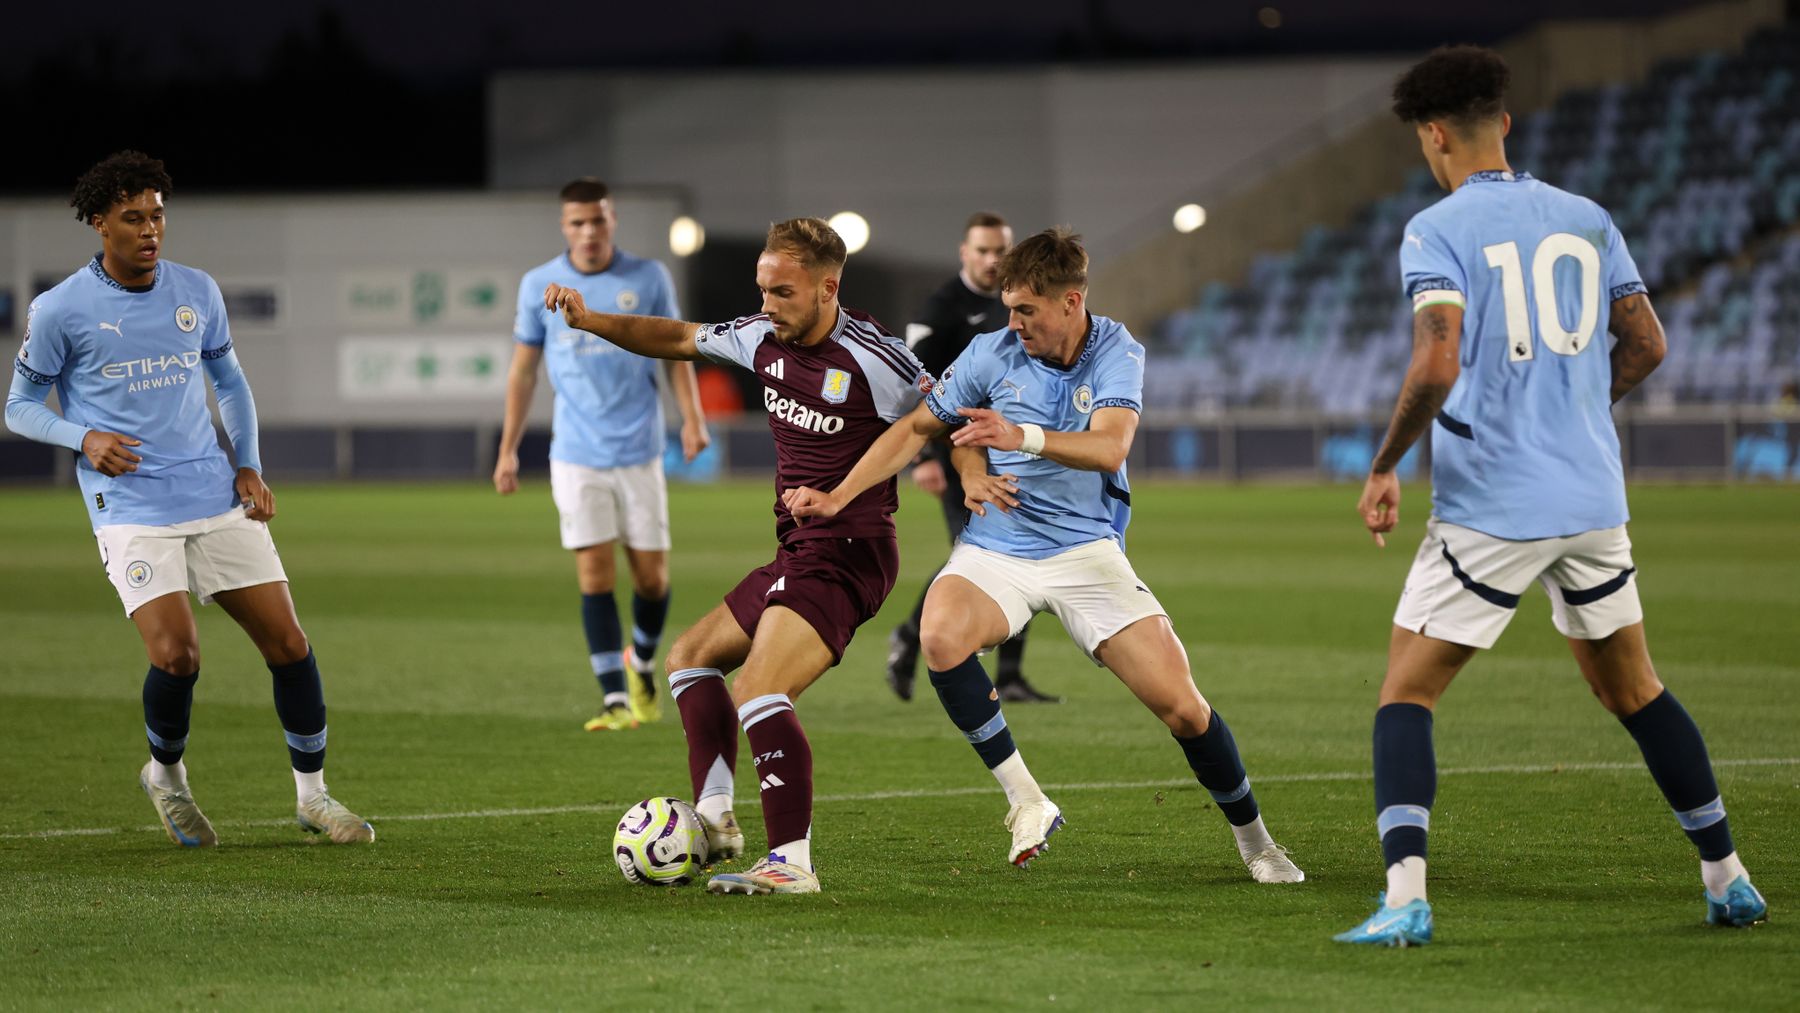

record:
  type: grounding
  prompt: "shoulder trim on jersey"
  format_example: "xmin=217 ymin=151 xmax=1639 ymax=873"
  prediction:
xmin=14 ymin=358 xmax=55 ymax=385
xmin=844 ymin=319 xmax=921 ymax=382
xmin=201 ymin=341 xmax=233 ymax=360
xmin=1405 ymin=275 xmax=1462 ymax=299
xmin=1609 ymin=281 xmax=1647 ymax=302
xmin=1092 ymin=398 xmax=1141 ymax=413
xmin=732 ymin=313 xmax=771 ymax=327
xmin=1435 ymin=411 xmax=1473 ymax=440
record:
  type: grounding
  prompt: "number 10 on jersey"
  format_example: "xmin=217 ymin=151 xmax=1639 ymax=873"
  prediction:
xmin=1482 ymin=233 xmax=1602 ymax=363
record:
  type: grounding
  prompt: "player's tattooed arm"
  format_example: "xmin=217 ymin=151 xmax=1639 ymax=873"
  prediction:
xmin=543 ymin=284 xmax=702 ymax=360
xmin=1607 ymin=293 xmax=1666 ymax=404
xmin=1370 ymin=303 xmax=1461 ymax=474
xmin=1359 ymin=303 xmax=1460 ymax=547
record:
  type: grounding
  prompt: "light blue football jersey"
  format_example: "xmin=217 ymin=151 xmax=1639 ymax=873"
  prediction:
xmin=1401 ymin=170 xmax=1645 ymax=540
xmin=514 ymin=250 xmax=679 ymax=470
xmin=925 ymin=314 xmax=1142 ymax=559
xmin=16 ymin=256 xmax=240 ymax=529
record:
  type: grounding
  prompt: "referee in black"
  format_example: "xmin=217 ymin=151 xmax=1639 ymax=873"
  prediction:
xmin=885 ymin=211 xmax=1058 ymax=704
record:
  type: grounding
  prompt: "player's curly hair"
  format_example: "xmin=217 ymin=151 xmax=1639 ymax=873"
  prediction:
xmin=997 ymin=227 xmax=1087 ymax=295
xmin=1392 ymin=45 xmax=1510 ymax=131
xmin=70 ymin=151 xmax=173 ymax=223
xmin=765 ymin=218 xmax=847 ymax=274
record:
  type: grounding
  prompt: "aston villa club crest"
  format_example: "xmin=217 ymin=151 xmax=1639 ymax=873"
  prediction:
xmin=821 ymin=368 xmax=852 ymax=405
xmin=174 ymin=305 xmax=198 ymax=332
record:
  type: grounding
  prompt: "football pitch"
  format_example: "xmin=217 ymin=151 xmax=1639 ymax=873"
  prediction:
xmin=2 ymin=479 xmax=1795 ymax=1009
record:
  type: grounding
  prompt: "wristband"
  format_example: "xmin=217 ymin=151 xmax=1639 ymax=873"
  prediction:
xmin=1017 ymin=423 xmax=1046 ymax=456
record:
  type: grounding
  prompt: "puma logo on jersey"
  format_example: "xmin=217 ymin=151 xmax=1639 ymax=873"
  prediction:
xmin=98 ymin=319 xmax=124 ymax=337
xmin=764 ymin=358 xmax=785 ymax=379
xmin=1406 ymin=233 xmax=1425 ymax=250
xmin=999 ymin=379 xmax=1028 ymax=401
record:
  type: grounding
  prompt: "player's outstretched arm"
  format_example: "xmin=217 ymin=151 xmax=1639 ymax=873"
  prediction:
xmin=784 ymin=401 xmax=951 ymax=520
xmin=544 ymin=284 xmax=702 ymax=361
xmin=1607 ymin=292 xmax=1666 ymax=404
xmin=7 ymin=369 xmax=145 ymax=474
xmin=1359 ymin=303 xmax=1463 ymax=546
xmin=950 ymin=442 xmax=1018 ymax=517
xmin=950 ymin=405 xmax=1137 ymax=473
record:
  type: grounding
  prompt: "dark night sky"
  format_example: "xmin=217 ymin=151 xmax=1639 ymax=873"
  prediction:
xmin=0 ymin=0 xmax=1713 ymax=191
xmin=9 ymin=0 xmax=1709 ymax=80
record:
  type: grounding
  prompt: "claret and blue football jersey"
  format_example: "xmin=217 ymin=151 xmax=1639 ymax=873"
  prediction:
xmin=1401 ymin=170 xmax=1645 ymax=540
xmin=926 ymin=314 xmax=1143 ymax=559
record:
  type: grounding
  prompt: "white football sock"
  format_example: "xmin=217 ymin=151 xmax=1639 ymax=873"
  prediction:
xmin=1702 ymin=852 xmax=1749 ymax=897
xmin=294 ymin=768 xmax=325 ymax=802
xmin=1230 ymin=814 xmax=1276 ymax=861
xmin=696 ymin=792 xmax=733 ymax=825
xmin=1385 ymin=856 xmax=1427 ymax=907
xmin=992 ymin=751 xmax=1045 ymax=807
xmin=771 ymin=837 xmax=811 ymax=870
xmin=603 ymin=691 xmax=630 ymax=709
xmin=149 ymin=759 xmax=188 ymax=792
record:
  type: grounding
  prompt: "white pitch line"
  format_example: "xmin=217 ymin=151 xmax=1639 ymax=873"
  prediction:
xmin=7 ymin=757 xmax=1796 ymax=842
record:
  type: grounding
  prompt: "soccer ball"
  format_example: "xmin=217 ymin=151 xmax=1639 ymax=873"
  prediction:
xmin=613 ymin=796 xmax=710 ymax=886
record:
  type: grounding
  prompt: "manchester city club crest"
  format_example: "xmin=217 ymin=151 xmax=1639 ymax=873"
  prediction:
xmin=125 ymin=560 xmax=154 ymax=589
xmin=175 ymin=305 xmax=198 ymax=332
xmin=1073 ymin=383 xmax=1094 ymax=413
xmin=821 ymin=367 xmax=852 ymax=405
xmin=615 ymin=289 xmax=639 ymax=311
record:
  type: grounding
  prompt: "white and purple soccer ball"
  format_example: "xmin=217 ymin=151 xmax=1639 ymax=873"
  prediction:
xmin=613 ymin=796 xmax=709 ymax=886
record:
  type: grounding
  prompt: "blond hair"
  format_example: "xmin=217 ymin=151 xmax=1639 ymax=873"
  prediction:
xmin=997 ymin=227 xmax=1087 ymax=295
xmin=765 ymin=218 xmax=847 ymax=273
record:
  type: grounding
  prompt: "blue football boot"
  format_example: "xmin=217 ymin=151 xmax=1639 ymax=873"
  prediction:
xmin=1705 ymin=875 xmax=1767 ymax=927
xmin=1335 ymin=895 xmax=1433 ymax=947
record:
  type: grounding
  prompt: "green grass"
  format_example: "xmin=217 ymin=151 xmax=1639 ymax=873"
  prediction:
xmin=2 ymin=480 xmax=1796 ymax=1010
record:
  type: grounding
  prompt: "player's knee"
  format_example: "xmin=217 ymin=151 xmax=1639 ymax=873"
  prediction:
xmin=663 ymin=632 xmax=706 ymax=677
xmin=1592 ymin=676 xmax=1664 ymax=718
xmin=261 ymin=629 xmax=311 ymax=667
xmin=149 ymin=640 xmax=201 ymax=677
xmin=1160 ymin=697 xmax=1213 ymax=738
xmin=919 ymin=625 xmax=978 ymax=673
xmin=634 ymin=573 xmax=670 ymax=601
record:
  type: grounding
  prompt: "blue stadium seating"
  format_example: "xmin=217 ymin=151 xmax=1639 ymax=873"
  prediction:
xmin=1152 ymin=24 xmax=1800 ymax=412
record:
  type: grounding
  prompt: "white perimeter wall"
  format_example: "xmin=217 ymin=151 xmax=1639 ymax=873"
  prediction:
xmin=0 ymin=189 xmax=688 ymax=425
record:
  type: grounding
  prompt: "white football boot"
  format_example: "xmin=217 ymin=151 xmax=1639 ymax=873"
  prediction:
xmin=1005 ymin=797 xmax=1065 ymax=867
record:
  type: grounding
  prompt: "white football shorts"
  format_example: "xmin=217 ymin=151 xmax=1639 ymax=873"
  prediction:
xmin=1393 ymin=516 xmax=1644 ymax=649
xmin=935 ymin=537 xmax=1167 ymax=664
xmin=549 ymin=457 xmax=671 ymax=552
xmin=96 ymin=506 xmax=289 ymax=618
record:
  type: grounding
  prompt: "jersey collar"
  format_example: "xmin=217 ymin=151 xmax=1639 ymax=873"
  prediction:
xmin=1463 ymin=169 xmax=1533 ymax=186
xmin=1033 ymin=312 xmax=1098 ymax=373
xmin=88 ymin=253 xmax=159 ymax=293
